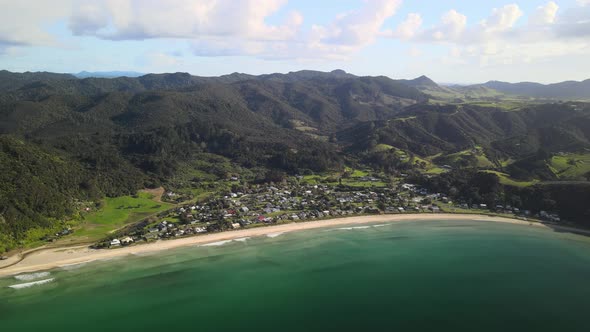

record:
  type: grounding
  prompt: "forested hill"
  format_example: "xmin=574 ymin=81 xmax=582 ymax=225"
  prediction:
xmin=477 ymin=80 xmax=590 ymax=100
xmin=340 ymin=103 xmax=590 ymax=158
xmin=0 ymin=69 xmax=428 ymax=247
xmin=0 ymin=69 xmax=589 ymax=251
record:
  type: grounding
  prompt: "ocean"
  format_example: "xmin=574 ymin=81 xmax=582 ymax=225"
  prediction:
xmin=2 ymin=219 xmax=590 ymax=331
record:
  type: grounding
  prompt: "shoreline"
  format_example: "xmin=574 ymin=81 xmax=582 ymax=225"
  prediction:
xmin=0 ymin=213 xmax=585 ymax=278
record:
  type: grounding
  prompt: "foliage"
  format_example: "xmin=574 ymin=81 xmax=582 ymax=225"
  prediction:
xmin=0 ymin=70 xmax=589 ymax=252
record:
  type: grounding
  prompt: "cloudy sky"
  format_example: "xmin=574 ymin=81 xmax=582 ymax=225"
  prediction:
xmin=1 ymin=0 xmax=589 ymax=83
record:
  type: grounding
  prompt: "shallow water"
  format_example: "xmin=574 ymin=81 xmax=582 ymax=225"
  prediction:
xmin=2 ymin=220 xmax=590 ymax=332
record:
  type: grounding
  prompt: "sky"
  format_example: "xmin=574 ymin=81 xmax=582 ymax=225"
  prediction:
xmin=0 ymin=0 xmax=589 ymax=83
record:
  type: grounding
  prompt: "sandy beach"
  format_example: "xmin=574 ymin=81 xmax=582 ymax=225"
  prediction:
xmin=0 ymin=213 xmax=580 ymax=277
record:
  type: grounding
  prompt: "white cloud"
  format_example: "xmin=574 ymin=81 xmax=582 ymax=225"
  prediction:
xmin=416 ymin=10 xmax=467 ymax=42
xmin=67 ymin=0 xmax=403 ymax=60
xmin=439 ymin=10 xmax=468 ymax=39
xmin=0 ymin=0 xmax=72 ymax=48
xmin=480 ymin=4 xmax=523 ymax=33
xmin=315 ymin=0 xmax=401 ymax=45
xmin=2 ymin=0 xmax=589 ymax=69
xmin=396 ymin=2 xmax=590 ymax=69
xmin=69 ymin=0 xmax=301 ymax=41
xmin=529 ymin=2 xmax=559 ymax=25
xmin=382 ymin=13 xmax=423 ymax=39
xmin=188 ymin=0 xmax=402 ymax=60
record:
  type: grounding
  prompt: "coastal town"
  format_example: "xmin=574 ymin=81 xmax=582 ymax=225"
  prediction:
xmin=98 ymin=175 xmax=562 ymax=248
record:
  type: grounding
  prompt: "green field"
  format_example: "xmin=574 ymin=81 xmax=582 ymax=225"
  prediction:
xmin=435 ymin=146 xmax=494 ymax=168
xmin=371 ymin=144 xmax=444 ymax=174
xmin=372 ymin=144 xmax=395 ymax=153
xmin=72 ymin=192 xmax=174 ymax=241
xmin=425 ymin=167 xmax=446 ymax=174
xmin=549 ymin=153 xmax=590 ymax=179
xmin=302 ymin=169 xmax=386 ymax=188
xmin=482 ymin=170 xmax=539 ymax=187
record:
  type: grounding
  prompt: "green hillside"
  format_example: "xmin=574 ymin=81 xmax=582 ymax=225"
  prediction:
xmin=549 ymin=153 xmax=590 ymax=180
xmin=0 ymin=70 xmax=589 ymax=252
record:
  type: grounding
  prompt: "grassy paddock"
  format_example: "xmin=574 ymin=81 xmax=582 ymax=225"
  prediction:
xmin=482 ymin=170 xmax=539 ymax=187
xmin=549 ymin=153 xmax=590 ymax=179
xmin=72 ymin=192 xmax=174 ymax=241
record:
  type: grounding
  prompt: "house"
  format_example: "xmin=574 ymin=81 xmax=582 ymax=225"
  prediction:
xmin=121 ymin=236 xmax=134 ymax=245
xmin=194 ymin=227 xmax=207 ymax=233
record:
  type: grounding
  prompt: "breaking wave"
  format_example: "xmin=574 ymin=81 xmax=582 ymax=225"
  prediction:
xmin=337 ymin=226 xmax=371 ymax=230
xmin=201 ymin=240 xmax=233 ymax=247
xmin=8 ymin=278 xmax=55 ymax=289
xmin=13 ymin=272 xmax=51 ymax=281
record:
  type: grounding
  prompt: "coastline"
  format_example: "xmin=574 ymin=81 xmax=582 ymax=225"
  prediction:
xmin=0 ymin=213 xmax=582 ymax=278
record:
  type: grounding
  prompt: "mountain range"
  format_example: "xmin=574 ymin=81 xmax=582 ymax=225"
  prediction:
xmin=0 ymin=69 xmax=589 ymax=250
xmin=3 ymin=69 xmax=590 ymax=100
xmin=74 ymin=71 xmax=145 ymax=79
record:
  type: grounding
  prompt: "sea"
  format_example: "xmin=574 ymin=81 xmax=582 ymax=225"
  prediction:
xmin=1 ymin=219 xmax=590 ymax=332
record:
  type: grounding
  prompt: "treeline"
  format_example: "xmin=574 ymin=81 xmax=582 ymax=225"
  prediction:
xmin=0 ymin=116 xmax=341 ymax=251
xmin=0 ymin=136 xmax=90 ymax=251
xmin=413 ymin=170 xmax=590 ymax=227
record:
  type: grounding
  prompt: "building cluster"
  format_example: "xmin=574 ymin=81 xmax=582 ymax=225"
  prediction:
xmin=105 ymin=178 xmax=564 ymax=248
xmin=106 ymin=181 xmax=446 ymax=247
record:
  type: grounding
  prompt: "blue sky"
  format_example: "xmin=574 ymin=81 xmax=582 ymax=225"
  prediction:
xmin=0 ymin=0 xmax=589 ymax=83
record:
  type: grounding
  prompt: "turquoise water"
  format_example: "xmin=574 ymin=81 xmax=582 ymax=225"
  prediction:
xmin=2 ymin=220 xmax=590 ymax=331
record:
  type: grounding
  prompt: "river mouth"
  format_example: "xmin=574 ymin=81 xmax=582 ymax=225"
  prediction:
xmin=2 ymin=219 xmax=590 ymax=332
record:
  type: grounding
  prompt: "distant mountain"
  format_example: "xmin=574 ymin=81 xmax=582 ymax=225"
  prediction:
xmin=399 ymin=75 xmax=474 ymax=100
xmin=476 ymin=80 xmax=590 ymax=100
xmin=339 ymin=102 xmax=590 ymax=160
xmin=397 ymin=76 xmax=590 ymax=101
xmin=75 ymin=71 xmax=145 ymax=78
xmin=0 ymin=70 xmax=75 ymax=91
xmin=0 ymin=70 xmax=427 ymax=130
xmin=260 ymin=69 xmax=356 ymax=82
xmin=399 ymin=75 xmax=439 ymax=89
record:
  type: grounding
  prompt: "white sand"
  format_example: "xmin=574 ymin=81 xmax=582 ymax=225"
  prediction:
xmin=0 ymin=214 xmax=577 ymax=277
